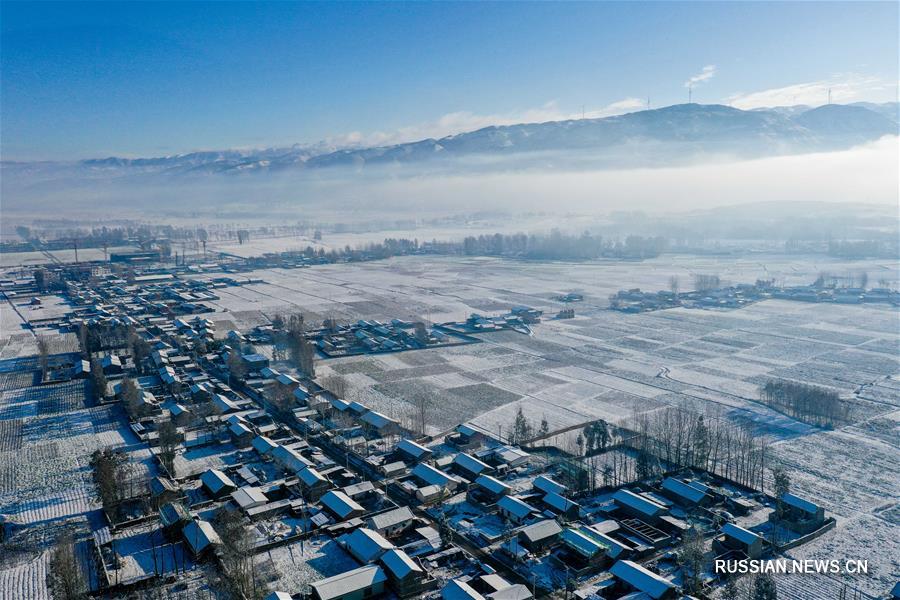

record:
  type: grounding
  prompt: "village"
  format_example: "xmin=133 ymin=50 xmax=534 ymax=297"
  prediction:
xmin=0 ymin=250 xmax=860 ymax=600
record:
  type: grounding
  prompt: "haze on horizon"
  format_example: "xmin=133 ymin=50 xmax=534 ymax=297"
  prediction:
xmin=1 ymin=1 xmax=898 ymax=226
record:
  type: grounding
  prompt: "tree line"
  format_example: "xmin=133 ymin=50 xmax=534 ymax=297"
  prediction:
xmin=760 ymin=380 xmax=849 ymax=428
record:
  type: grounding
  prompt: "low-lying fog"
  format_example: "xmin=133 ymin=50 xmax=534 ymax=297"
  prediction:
xmin=2 ymin=136 xmax=897 ymax=224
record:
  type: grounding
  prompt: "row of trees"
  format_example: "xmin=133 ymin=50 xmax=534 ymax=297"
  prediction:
xmin=460 ymin=231 xmax=668 ymax=260
xmin=629 ymin=404 xmax=770 ymax=491
xmin=248 ymin=230 xmax=671 ymax=266
xmin=271 ymin=313 xmax=316 ymax=377
xmin=760 ymin=380 xmax=849 ymax=428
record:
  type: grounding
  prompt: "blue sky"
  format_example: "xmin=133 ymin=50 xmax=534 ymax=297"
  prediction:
xmin=2 ymin=1 xmax=897 ymax=160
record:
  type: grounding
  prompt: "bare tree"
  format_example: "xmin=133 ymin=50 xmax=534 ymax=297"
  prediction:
xmin=270 ymin=384 xmax=295 ymax=414
xmin=90 ymin=358 xmax=107 ymax=400
xmin=411 ymin=394 xmax=431 ymax=436
xmin=37 ymin=336 xmax=51 ymax=381
xmin=413 ymin=322 xmax=429 ymax=344
xmin=227 ymin=351 xmax=248 ymax=384
xmin=47 ymin=533 xmax=86 ymax=600
xmin=677 ymin=528 xmax=705 ymax=594
xmin=157 ymin=421 xmax=180 ymax=476
xmin=90 ymin=448 xmax=128 ymax=521
xmin=213 ymin=508 xmax=264 ymax=599
xmin=668 ymin=275 xmax=680 ymax=295
xmin=320 ymin=373 xmax=348 ymax=399
xmin=510 ymin=406 xmax=532 ymax=444
xmin=120 ymin=377 xmax=142 ymax=419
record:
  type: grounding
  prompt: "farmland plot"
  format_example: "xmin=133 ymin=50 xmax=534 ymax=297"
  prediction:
xmin=0 ymin=360 xmax=142 ymax=599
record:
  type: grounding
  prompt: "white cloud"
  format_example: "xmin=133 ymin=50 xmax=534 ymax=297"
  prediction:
xmin=685 ymin=65 xmax=717 ymax=88
xmin=326 ymin=98 xmax=647 ymax=148
xmin=725 ymin=74 xmax=898 ymax=109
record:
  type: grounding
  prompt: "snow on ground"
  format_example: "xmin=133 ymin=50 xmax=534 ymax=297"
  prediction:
xmin=182 ymin=254 xmax=899 ymax=594
xmin=260 ymin=536 xmax=359 ymax=594
xmin=0 ymin=246 xmax=138 ymax=268
xmin=0 ymin=357 xmax=145 ymax=599
xmin=767 ymin=416 xmax=900 ymax=597
xmin=1 ymin=252 xmax=897 ymax=597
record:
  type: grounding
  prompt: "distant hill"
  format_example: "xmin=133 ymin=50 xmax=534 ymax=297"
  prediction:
xmin=4 ymin=102 xmax=897 ymax=178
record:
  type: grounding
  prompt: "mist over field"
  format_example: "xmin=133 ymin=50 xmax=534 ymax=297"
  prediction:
xmin=2 ymin=134 xmax=897 ymax=224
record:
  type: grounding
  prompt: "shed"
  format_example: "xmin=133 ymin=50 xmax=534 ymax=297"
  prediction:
xmin=718 ymin=523 xmax=764 ymax=559
xmin=443 ymin=580 xmax=486 ymax=600
xmin=452 ymin=453 xmax=491 ymax=478
xmin=232 ymin=486 xmax=269 ymax=511
xmin=252 ymin=435 xmax=278 ymax=456
xmin=272 ymin=444 xmax=315 ymax=474
xmin=542 ymin=492 xmax=581 ymax=520
xmin=380 ymin=548 xmax=426 ymax=597
xmin=182 ymin=520 xmax=221 ymax=556
xmin=411 ymin=463 xmax=460 ymax=490
xmin=473 ymin=474 xmax=512 ymax=500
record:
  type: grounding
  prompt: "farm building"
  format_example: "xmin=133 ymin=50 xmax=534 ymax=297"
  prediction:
xmin=252 ymin=434 xmax=278 ymax=456
xmin=379 ymin=548 xmax=429 ymax=597
xmin=367 ymin=506 xmax=415 ymax=537
xmin=182 ymin=519 xmax=221 ymax=557
xmin=472 ymin=475 xmax=512 ymax=502
xmin=272 ymin=444 xmax=315 ymax=474
xmin=361 ymin=410 xmax=400 ymax=435
xmin=491 ymin=446 xmax=531 ymax=468
xmin=342 ymin=527 xmax=395 ymax=563
xmin=311 ymin=565 xmax=388 ymax=600
xmin=532 ymin=475 xmax=566 ymax=496
xmin=660 ymin=477 xmax=710 ymax=506
xmin=517 ymin=519 xmax=562 ymax=552
xmin=396 ymin=438 xmax=433 ymax=463
xmin=613 ymin=489 xmax=668 ymax=522
xmin=778 ymin=492 xmax=827 ymax=533
xmin=452 ymin=453 xmax=492 ymax=479
xmin=232 ymin=486 xmax=269 ymax=512
xmin=542 ymin=492 xmax=581 ymax=520
xmin=321 ymin=490 xmax=367 ymax=521
xmin=497 ymin=495 xmax=537 ymax=525
xmin=608 ymin=560 xmax=677 ymax=599
xmin=200 ymin=469 xmax=237 ymax=498
xmin=442 ymin=579 xmax=485 ymax=600
xmin=412 ymin=463 xmax=461 ymax=491
xmin=715 ymin=523 xmax=765 ymax=559
xmin=298 ymin=466 xmax=332 ymax=500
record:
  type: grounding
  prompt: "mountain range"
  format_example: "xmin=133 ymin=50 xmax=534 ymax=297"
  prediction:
xmin=5 ymin=102 xmax=898 ymax=179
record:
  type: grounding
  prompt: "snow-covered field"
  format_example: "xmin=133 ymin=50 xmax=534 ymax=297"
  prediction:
xmin=184 ymin=254 xmax=899 ymax=595
xmin=0 ymin=359 xmax=148 ymax=599
xmin=1 ymin=252 xmax=897 ymax=597
xmin=0 ymin=246 xmax=138 ymax=268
